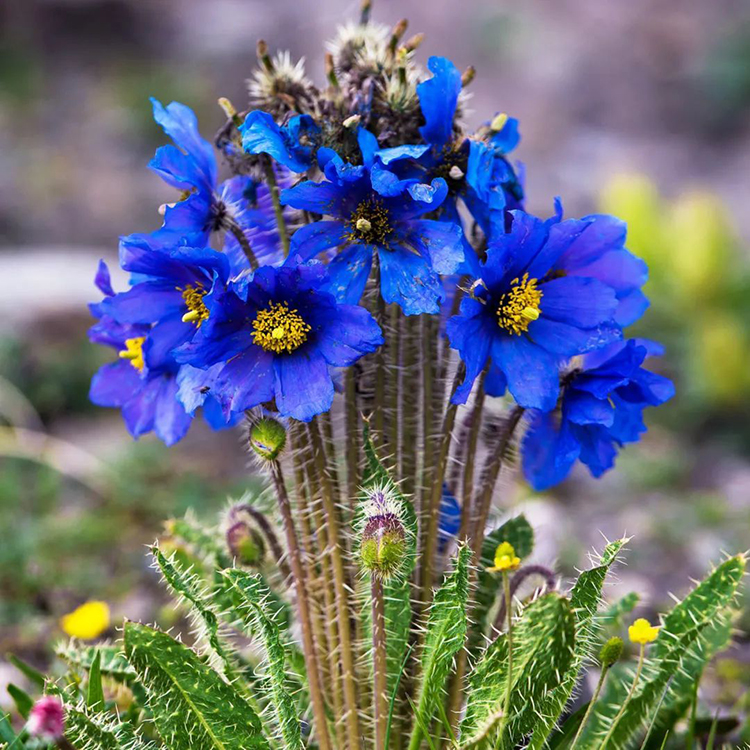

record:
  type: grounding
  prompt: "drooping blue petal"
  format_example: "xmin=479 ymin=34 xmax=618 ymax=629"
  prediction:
xmin=322 ymin=244 xmax=373 ymax=304
xmin=488 ymin=116 xmax=521 ymax=154
xmin=494 ymin=335 xmax=561 ymax=412
xmin=153 ymin=375 xmax=193 ymax=446
xmin=314 ymin=303 xmax=384 ymax=367
xmin=484 ymin=360 xmax=508 ymax=398
xmin=273 ymin=349 xmax=334 ymax=422
xmin=94 ymin=260 xmax=115 ymax=297
xmin=241 ymin=111 xmax=318 ymax=173
xmin=522 ymin=412 xmax=579 ymax=491
xmin=215 ymin=346 xmax=276 ymax=414
xmin=288 ymin=221 xmax=348 ymax=262
xmin=437 ymin=484 xmax=462 ymax=552
xmin=417 ymin=56 xmax=462 ymax=148
xmin=89 ymin=362 xmax=144 ymax=408
xmin=281 ymin=179 xmax=361 ymax=217
xmin=564 ymin=390 xmax=615 ymax=426
xmin=399 ymin=219 xmax=464 ymax=275
xmin=539 ymin=276 xmax=618 ymax=328
xmin=121 ymin=376 xmax=162 ymax=439
xmin=530 ymin=318 xmax=621 ymax=357
xmin=98 ymin=282 xmax=185 ymax=325
xmin=447 ymin=312 xmax=492 ymax=404
xmin=378 ymin=244 xmax=444 ymax=315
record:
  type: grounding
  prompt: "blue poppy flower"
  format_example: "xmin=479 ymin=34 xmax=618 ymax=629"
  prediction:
xmin=522 ymin=340 xmax=675 ymax=490
xmin=149 ymin=99 xmax=284 ymax=274
xmin=240 ymin=110 xmax=321 ymax=173
xmin=280 ymin=128 xmax=464 ymax=315
xmin=97 ymin=233 xmax=231 ymax=371
xmin=447 ymin=209 xmax=627 ymax=411
xmin=173 ymin=262 xmax=384 ymax=422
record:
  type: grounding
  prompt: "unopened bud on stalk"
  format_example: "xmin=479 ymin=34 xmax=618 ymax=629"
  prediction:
xmin=359 ymin=486 xmax=407 ymax=579
xmin=461 ymin=65 xmax=476 ymax=87
xmin=27 ymin=696 xmax=64 ymax=742
xmin=227 ymin=521 xmax=266 ymax=566
xmin=257 ymin=39 xmax=273 ymax=71
xmin=599 ymin=636 xmax=624 ymax=667
xmin=403 ymin=33 xmax=425 ymax=53
xmin=389 ymin=19 xmax=408 ymax=53
xmin=249 ymin=417 xmax=287 ymax=461
xmin=490 ymin=112 xmax=509 ymax=132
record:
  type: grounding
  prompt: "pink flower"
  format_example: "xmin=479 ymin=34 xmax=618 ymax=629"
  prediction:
xmin=27 ymin=695 xmax=64 ymax=741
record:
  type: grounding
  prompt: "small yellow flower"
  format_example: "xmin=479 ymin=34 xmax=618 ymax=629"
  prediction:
xmin=487 ymin=541 xmax=521 ymax=573
xmin=628 ymin=617 xmax=660 ymax=645
xmin=60 ymin=601 xmax=110 ymax=640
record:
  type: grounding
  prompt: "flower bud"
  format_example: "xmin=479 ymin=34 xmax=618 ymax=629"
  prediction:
xmin=599 ymin=636 xmax=624 ymax=668
xmin=27 ymin=696 xmax=64 ymax=741
xmin=249 ymin=417 xmax=286 ymax=461
xmin=227 ymin=521 xmax=266 ymax=567
xmin=359 ymin=486 xmax=407 ymax=579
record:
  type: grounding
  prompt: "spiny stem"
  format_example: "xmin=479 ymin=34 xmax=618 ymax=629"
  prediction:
xmin=308 ymin=418 xmax=362 ymax=749
xmin=400 ymin=314 xmax=420 ymax=499
xmin=493 ymin=565 xmax=556 ymax=633
xmin=262 ymin=156 xmax=290 ymax=256
xmin=224 ymin=218 xmax=258 ymax=269
xmin=570 ymin=664 xmax=610 ymax=750
xmin=502 ymin=570 xmax=514 ymax=725
xmin=387 ymin=303 xmax=401 ymax=469
xmin=418 ymin=361 xmax=466 ymax=611
xmin=372 ymin=576 xmax=388 ymax=750
xmin=268 ymin=459 xmax=332 ymax=750
xmin=344 ymin=367 xmax=360 ymax=513
xmin=230 ymin=503 xmax=290 ymax=580
xmin=598 ymin=645 xmax=646 ymax=750
xmin=419 ymin=314 xmax=436 ymax=509
xmin=372 ymin=259 xmax=387 ymax=449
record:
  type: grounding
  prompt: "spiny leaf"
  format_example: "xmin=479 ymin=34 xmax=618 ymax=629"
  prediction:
xmin=407 ymin=545 xmax=472 ymax=750
xmin=580 ymin=554 xmax=746 ymax=749
xmin=55 ymin=641 xmax=135 ymax=681
xmin=599 ymin=592 xmax=640 ymax=630
xmin=527 ymin=537 xmax=628 ymax=749
xmin=64 ymin=702 xmax=153 ymax=749
xmin=460 ymin=592 xmax=576 ymax=748
xmin=220 ymin=569 xmax=302 ymax=750
xmin=166 ymin=512 xmax=230 ymax=569
xmin=124 ymin=621 xmax=270 ymax=749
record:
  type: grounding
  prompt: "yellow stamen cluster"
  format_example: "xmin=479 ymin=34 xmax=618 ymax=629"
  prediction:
xmin=628 ymin=618 xmax=660 ymax=645
xmin=180 ymin=284 xmax=210 ymax=325
xmin=347 ymin=198 xmax=393 ymax=245
xmin=487 ymin=541 xmax=521 ymax=572
xmin=496 ymin=273 xmax=542 ymax=335
xmin=252 ymin=301 xmax=311 ymax=354
xmin=118 ymin=336 xmax=146 ymax=372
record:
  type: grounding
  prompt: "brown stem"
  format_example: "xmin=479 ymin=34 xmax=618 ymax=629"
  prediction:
xmin=224 ymin=218 xmax=258 ymax=270
xmin=372 ymin=575 xmax=388 ymax=750
xmin=345 ymin=367 xmax=360 ymax=513
xmin=269 ymin=460 xmax=332 ymax=750
xmin=308 ymin=418 xmax=362 ymax=749
xmin=263 ymin=156 xmax=290 ymax=256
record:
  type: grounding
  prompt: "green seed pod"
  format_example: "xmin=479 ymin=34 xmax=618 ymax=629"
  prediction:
xmin=359 ymin=486 xmax=407 ymax=579
xmin=599 ymin=636 xmax=624 ymax=668
xmin=249 ymin=417 xmax=287 ymax=461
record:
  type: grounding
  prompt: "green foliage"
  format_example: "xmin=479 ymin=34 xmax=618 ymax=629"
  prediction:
xmin=124 ymin=621 xmax=269 ymax=749
xmin=220 ymin=569 xmax=303 ymax=749
xmin=63 ymin=702 xmax=153 ymax=749
xmin=55 ymin=641 xmax=135 ymax=682
xmin=408 ymin=545 xmax=472 ymax=750
xmin=461 ymin=592 xmax=576 ymax=748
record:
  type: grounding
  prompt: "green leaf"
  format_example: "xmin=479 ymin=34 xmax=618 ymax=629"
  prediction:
xmin=6 ymin=685 xmax=32 ymax=719
xmin=460 ymin=592 xmax=576 ymax=748
xmin=581 ymin=555 xmax=746 ymax=749
xmin=64 ymin=702 xmax=153 ymax=749
xmin=124 ymin=621 xmax=270 ymax=749
xmin=86 ymin=649 xmax=105 ymax=711
xmin=220 ymin=569 xmax=302 ymax=749
xmin=0 ymin=714 xmax=16 ymax=744
xmin=599 ymin=592 xmax=640 ymax=630
xmin=151 ymin=544 xmax=236 ymax=679
xmin=55 ymin=641 xmax=135 ymax=681
xmin=166 ymin=512 xmax=230 ymax=568
xmin=6 ymin=654 xmax=45 ymax=689
xmin=407 ymin=545 xmax=472 ymax=750
xmin=527 ymin=537 xmax=628 ymax=749
xmin=472 ymin=516 xmax=534 ymax=646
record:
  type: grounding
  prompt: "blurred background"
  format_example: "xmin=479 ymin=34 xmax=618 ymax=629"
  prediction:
xmin=2 ymin=0 xmax=750 ymax=736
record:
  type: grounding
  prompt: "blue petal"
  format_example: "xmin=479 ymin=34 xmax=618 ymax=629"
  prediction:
xmin=400 ymin=219 xmax=464 ymax=275
xmin=378 ymin=245 xmax=444 ymax=315
xmin=273 ymin=350 xmax=334 ymax=421
xmin=417 ymin=57 xmax=462 ymax=148
xmin=522 ymin=412 xmax=579 ymax=491
xmin=447 ymin=313 xmax=492 ymax=404
xmin=540 ymin=276 xmax=618 ymax=328
xmin=144 ymin=313 xmax=195 ymax=370
xmin=404 ymin=178 xmax=449 ymax=214
xmin=493 ymin=335 xmax=561 ymax=411
xmin=357 ymin=127 xmax=380 ymax=168
xmin=322 ymin=244 xmax=373 ymax=304
xmin=95 ymin=260 xmax=115 ymax=297
xmin=90 ymin=362 xmax=143 ymax=407
xmin=281 ymin=179 xmax=359 ymax=217
xmin=241 ymin=110 xmax=316 ymax=173
xmin=614 ymin=289 xmax=650 ymax=327
xmin=556 ymin=214 xmax=627 ymax=269
xmin=437 ymin=484 xmax=461 ymax=552
xmin=153 ymin=374 xmax=193 ymax=446
xmin=121 ymin=376 xmax=162 ymax=438
xmin=489 ymin=116 xmax=521 ymax=154
xmin=314 ymin=303 xmax=384 ymax=367
xmin=99 ymin=283 xmax=185 ymax=325
xmin=215 ymin=346 xmax=276 ymax=414
xmin=376 ymin=144 xmax=431 ymax=165
xmin=530 ymin=317 xmax=622 ymax=357
xmin=288 ymin=221 xmax=348 ymax=262
xmin=564 ymin=390 xmax=615 ymax=426
xmin=484 ymin=360 xmax=508 ymax=398
xmin=526 ymin=217 xmax=591 ymax=280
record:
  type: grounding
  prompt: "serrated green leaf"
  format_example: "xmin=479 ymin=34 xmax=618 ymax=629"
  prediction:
xmin=6 ymin=654 xmax=45 ymax=689
xmin=407 ymin=545 xmax=472 ymax=750
xmin=461 ymin=592 xmax=576 ymax=748
xmin=600 ymin=592 xmax=640 ymax=630
xmin=64 ymin=702 xmax=153 ymax=749
xmin=472 ymin=516 xmax=534 ymax=647
xmin=124 ymin=621 xmax=270 ymax=749
xmin=220 ymin=569 xmax=302 ymax=750
xmin=55 ymin=641 xmax=135 ymax=681
xmin=86 ymin=649 xmax=104 ymax=711
xmin=527 ymin=538 xmax=628 ymax=749
xmin=6 ymin=685 xmax=32 ymax=719
xmin=581 ymin=555 xmax=746 ymax=749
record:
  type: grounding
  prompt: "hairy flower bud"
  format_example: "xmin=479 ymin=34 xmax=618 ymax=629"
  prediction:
xmin=599 ymin=636 xmax=624 ymax=667
xmin=249 ymin=417 xmax=287 ymax=461
xmin=27 ymin=696 xmax=64 ymax=741
xmin=359 ymin=486 xmax=407 ymax=579
xmin=227 ymin=521 xmax=266 ymax=566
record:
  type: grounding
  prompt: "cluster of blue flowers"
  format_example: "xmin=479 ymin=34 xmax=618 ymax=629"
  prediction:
xmin=89 ymin=46 xmax=673 ymax=489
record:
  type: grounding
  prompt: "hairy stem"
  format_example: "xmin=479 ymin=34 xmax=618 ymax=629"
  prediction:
xmin=263 ymin=156 xmax=290 ymax=256
xmin=598 ymin=645 xmax=646 ymax=750
xmin=229 ymin=502 xmax=290 ymax=581
xmin=224 ymin=218 xmax=258 ymax=269
xmin=372 ymin=576 xmax=388 ymax=750
xmin=492 ymin=565 xmax=557 ymax=633
xmin=387 ymin=303 xmax=401 ymax=469
xmin=269 ymin=459 xmax=332 ymax=750
xmin=308 ymin=418 xmax=362 ymax=749
xmin=570 ymin=664 xmax=610 ymax=750
xmin=502 ymin=570 xmax=514 ymax=725
xmin=400 ymin=314 xmax=420 ymax=499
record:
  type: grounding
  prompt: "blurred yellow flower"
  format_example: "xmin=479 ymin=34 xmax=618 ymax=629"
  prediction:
xmin=60 ymin=601 xmax=110 ymax=640
xmin=628 ymin=617 xmax=659 ymax=645
xmin=487 ymin=541 xmax=521 ymax=572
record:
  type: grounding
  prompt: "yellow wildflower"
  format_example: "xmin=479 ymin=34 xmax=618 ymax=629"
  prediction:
xmin=60 ymin=601 xmax=110 ymax=640
xmin=487 ymin=541 xmax=521 ymax=573
xmin=628 ymin=617 xmax=659 ymax=645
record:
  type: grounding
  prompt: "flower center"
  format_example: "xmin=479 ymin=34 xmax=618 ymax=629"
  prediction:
xmin=496 ymin=273 xmax=542 ymax=335
xmin=252 ymin=301 xmax=311 ymax=354
xmin=348 ymin=198 xmax=393 ymax=245
xmin=118 ymin=336 xmax=146 ymax=372
xmin=180 ymin=284 xmax=210 ymax=326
